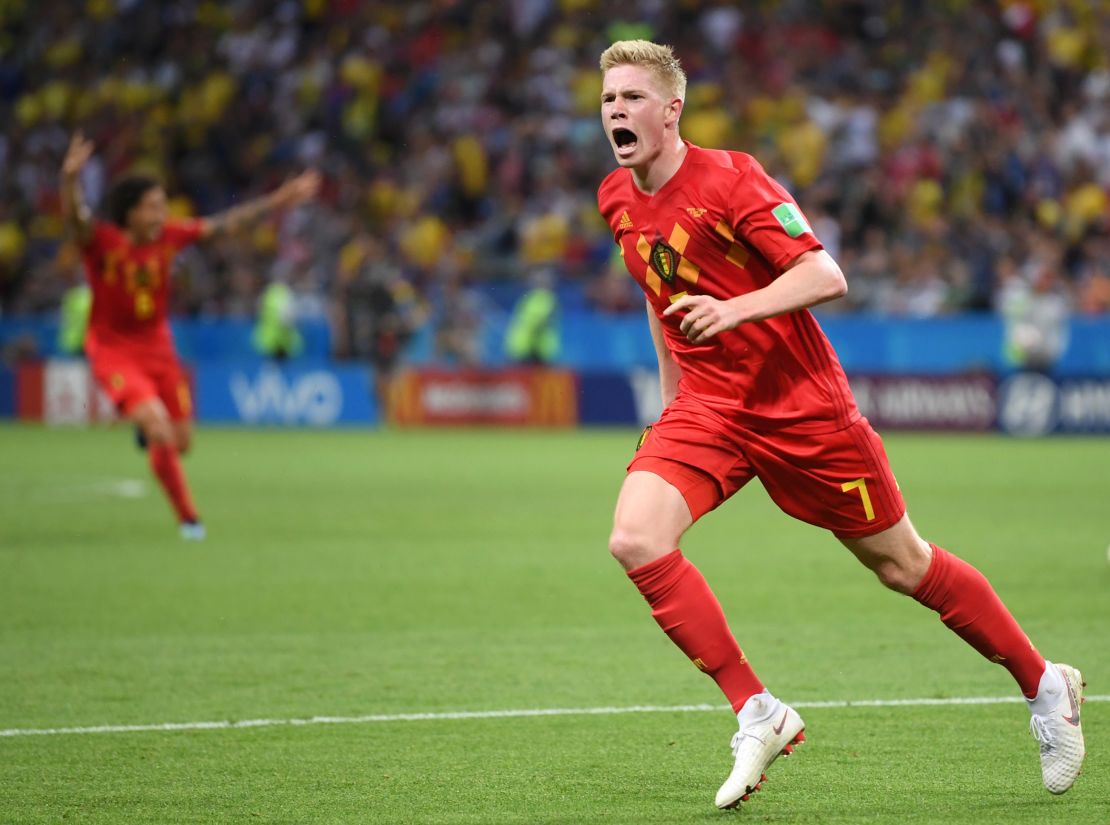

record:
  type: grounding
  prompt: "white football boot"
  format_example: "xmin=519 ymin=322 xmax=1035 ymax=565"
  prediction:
xmin=179 ymin=521 xmax=207 ymax=541
xmin=1028 ymin=662 xmax=1086 ymax=794
xmin=715 ymin=691 xmax=805 ymax=809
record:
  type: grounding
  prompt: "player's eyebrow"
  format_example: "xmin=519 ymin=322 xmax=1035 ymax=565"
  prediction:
xmin=601 ymin=87 xmax=649 ymax=101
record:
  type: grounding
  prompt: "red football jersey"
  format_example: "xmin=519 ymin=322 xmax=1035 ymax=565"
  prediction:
xmin=598 ymin=142 xmax=859 ymax=433
xmin=82 ymin=218 xmax=204 ymax=354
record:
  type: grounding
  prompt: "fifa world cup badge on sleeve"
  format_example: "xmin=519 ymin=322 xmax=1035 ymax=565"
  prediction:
xmin=771 ymin=203 xmax=811 ymax=238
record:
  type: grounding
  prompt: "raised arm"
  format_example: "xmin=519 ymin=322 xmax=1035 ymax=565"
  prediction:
xmin=646 ymin=298 xmax=682 ymax=408
xmin=59 ymin=132 xmax=95 ymax=246
xmin=199 ymin=169 xmax=321 ymax=239
xmin=663 ymin=249 xmax=847 ymax=344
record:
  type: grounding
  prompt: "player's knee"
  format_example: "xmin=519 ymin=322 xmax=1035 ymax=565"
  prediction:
xmin=608 ymin=527 xmax=663 ymax=570
xmin=148 ymin=429 xmax=173 ymax=447
xmin=144 ymin=420 xmax=174 ymax=446
xmin=870 ymin=561 xmax=905 ymax=595
xmin=176 ymin=433 xmax=191 ymax=454
xmin=607 ymin=528 xmax=636 ymax=564
xmin=871 ymin=560 xmax=916 ymax=594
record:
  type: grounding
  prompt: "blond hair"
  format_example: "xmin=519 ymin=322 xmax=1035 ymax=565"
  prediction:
xmin=599 ymin=40 xmax=687 ymax=102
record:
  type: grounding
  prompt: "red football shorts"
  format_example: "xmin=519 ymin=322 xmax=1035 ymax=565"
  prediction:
xmin=628 ymin=394 xmax=905 ymax=539
xmin=89 ymin=348 xmax=193 ymax=421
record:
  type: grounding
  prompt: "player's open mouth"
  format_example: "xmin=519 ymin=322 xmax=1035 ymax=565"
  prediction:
xmin=612 ymin=127 xmax=638 ymax=156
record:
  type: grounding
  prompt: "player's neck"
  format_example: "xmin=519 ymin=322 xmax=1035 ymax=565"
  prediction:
xmin=125 ymin=228 xmax=155 ymax=245
xmin=631 ymin=137 xmax=688 ymax=196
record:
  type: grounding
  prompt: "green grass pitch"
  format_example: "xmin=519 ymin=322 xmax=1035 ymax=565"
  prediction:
xmin=0 ymin=424 xmax=1107 ymax=824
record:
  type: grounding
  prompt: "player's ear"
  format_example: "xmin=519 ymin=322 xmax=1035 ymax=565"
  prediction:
xmin=666 ymin=97 xmax=683 ymax=127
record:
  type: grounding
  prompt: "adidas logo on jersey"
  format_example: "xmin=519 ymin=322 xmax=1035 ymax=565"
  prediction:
xmin=618 ymin=211 xmax=633 ymax=230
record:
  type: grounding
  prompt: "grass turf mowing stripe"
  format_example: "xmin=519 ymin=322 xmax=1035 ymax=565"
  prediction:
xmin=3 ymin=694 xmax=1107 ymax=738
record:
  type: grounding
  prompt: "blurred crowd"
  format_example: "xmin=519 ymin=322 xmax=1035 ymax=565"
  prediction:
xmin=0 ymin=0 xmax=1108 ymax=363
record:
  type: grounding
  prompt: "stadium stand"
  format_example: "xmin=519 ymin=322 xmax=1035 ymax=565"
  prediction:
xmin=0 ymin=0 xmax=1106 ymax=355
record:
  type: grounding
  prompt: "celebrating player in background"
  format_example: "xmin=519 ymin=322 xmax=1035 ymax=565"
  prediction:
xmin=60 ymin=132 xmax=320 ymax=540
xmin=596 ymin=41 xmax=1085 ymax=809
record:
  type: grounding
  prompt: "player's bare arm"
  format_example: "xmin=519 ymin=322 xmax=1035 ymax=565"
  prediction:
xmin=199 ymin=169 xmax=321 ymax=238
xmin=646 ymin=299 xmax=681 ymax=407
xmin=59 ymin=132 xmax=94 ymax=245
xmin=663 ymin=249 xmax=846 ymax=344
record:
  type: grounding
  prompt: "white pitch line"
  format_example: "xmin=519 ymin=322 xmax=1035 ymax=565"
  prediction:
xmin=2 ymin=695 xmax=1107 ymax=739
xmin=18 ymin=477 xmax=148 ymax=503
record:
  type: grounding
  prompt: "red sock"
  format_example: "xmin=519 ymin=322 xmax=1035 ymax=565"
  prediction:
xmin=149 ymin=443 xmax=199 ymax=524
xmin=913 ymin=545 xmax=1045 ymax=697
xmin=628 ymin=549 xmax=763 ymax=712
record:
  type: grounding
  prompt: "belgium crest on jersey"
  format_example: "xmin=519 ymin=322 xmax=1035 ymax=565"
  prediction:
xmin=649 ymin=238 xmax=679 ymax=284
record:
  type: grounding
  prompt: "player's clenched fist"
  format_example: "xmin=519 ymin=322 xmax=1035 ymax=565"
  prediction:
xmin=663 ymin=294 xmax=744 ymax=344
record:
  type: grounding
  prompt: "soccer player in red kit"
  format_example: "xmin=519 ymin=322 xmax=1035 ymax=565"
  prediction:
xmin=596 ymin=41 xmax=1085 ymax=808
xmin=60 ymin=133 xmax=320 ymax=540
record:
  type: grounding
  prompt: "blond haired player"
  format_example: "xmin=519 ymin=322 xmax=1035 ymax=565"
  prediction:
xmin=595 ymin=39 xmax=1085 ymax=809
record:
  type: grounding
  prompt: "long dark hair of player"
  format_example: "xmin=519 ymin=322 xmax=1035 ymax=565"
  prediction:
xmin=104 ymin=175 xmax=162 ymax=227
